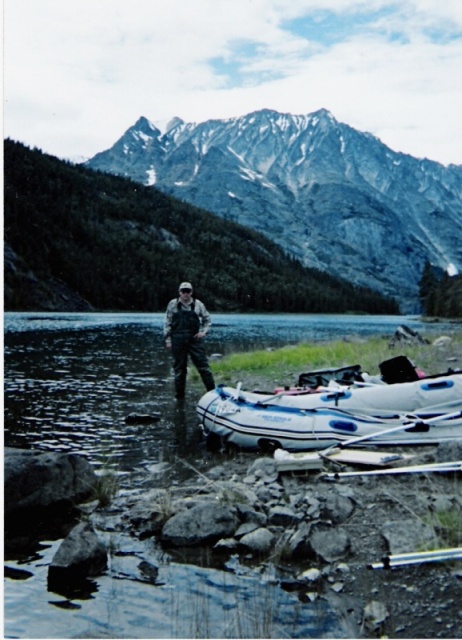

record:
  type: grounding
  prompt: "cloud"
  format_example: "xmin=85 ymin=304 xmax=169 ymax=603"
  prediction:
xmin=4 ymin=0 xmax=462 ymax=164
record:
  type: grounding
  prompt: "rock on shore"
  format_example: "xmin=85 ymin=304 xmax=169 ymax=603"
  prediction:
xmin=4 ymin=447 xmax=98 ymax=516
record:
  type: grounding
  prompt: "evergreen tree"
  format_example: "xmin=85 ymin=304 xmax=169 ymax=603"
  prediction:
xmin=419 ymin=261 xmax=437 ymax=315
xmin=418 ymin=261 xmax=462 ymax=318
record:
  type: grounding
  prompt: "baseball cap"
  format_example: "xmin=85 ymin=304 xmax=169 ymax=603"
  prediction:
xmin=179 ymin=282 xmax=193 ymax=291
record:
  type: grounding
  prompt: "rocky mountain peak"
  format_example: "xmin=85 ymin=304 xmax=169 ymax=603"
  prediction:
xmin=86 ymin=108 xmax=462 ymax=312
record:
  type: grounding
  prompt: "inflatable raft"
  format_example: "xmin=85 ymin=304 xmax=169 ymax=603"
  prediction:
xmin=197 ymin=375 xmax=462 ymax=451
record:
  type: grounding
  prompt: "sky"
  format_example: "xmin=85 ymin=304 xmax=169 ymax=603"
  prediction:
xmin=3 ymin=0 xmax=462 ymax=165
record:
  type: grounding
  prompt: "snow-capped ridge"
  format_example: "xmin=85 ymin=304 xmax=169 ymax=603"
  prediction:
xmin=86 ymin=107 xmax=462 ymax=312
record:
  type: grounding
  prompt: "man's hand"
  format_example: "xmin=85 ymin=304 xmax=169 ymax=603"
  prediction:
xmin=165 ymin=338 xmax=172 ymax=350
xmin=195 ymin=332 xmax=206 ymax=340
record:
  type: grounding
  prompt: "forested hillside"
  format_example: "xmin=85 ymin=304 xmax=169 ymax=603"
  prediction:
xmin=420 ymin=262 xmax=462 ymax=318
xmin=4 ymin=139 xmax=399 ymax=314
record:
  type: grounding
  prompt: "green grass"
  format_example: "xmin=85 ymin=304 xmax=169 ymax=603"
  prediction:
xmin=427 ymin=507 xmax=462 ymax=548
xmin=205 ymin=333 xmax=462 ymax=389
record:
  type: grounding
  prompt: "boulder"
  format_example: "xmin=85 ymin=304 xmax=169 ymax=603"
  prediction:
xmin=287 ymin=522 xmax=312 ymax=560
xmin=4 ymin=447 xmax=98 ymax=516
xmin=235 ymin=503 xmax=267 ymax=526
xmin=125 ymin=489 xmax=172 ymax=539
xmin=381 ymin=519 xmax=436 ymax=555
xmin=309 ymin=523 xmax=351 ymax=562
xmin=268 ymin=505 xmax=302 ymax=526
xmin=388 ymin=325 xmax=428 ymax=348
xmin=50 ymin=522 xmax=107 ymax=576
xmin=161 ymin=502 xmax=239 ymax=547
xmin=321 ymin=493 xmax=355 ymax=524
xmin=238 ymin=527 xmax=275 ymax=554
xmin=137 ymin=560 xmax=159 ymax=584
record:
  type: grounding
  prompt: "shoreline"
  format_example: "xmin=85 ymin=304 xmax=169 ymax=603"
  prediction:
xmin=185 ymin=334 xmax=462 ymax=638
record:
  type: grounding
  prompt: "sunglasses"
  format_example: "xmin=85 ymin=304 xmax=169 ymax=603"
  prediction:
xmin=180 ymin=289 xmax=192 ymax=293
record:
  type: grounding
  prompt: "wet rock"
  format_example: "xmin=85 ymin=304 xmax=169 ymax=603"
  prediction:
xmin=238 ymin=527 xmax=274 ymax=554
xmin=309 ymin=523 xmax=351 ymax=562
xmin=137 ymin=560 xmax=159 ymax=584
xmin=381 ymin=519 xmax=436 ymax=554
xmin=161 ymin=502 xmax=239 ymax=547
xmin=124 ymin=412 xmax=161 ymax=424
xmin=4 ymin=447 xmax=98 ymax=516
xmin=50 ymin=522 xmax=107 ymax=576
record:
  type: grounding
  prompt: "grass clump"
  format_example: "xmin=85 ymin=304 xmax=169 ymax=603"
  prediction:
xmin=427 ymin=507 xmax=462 ymax=548
xmin=209 ymin=333 xmax=462 ymax=389
xmin=95 ymin=471 xmax=119 ymax=508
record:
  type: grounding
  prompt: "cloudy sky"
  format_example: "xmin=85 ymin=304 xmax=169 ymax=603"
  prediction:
xmin=4 ymin=0 xmax=462 ymax=164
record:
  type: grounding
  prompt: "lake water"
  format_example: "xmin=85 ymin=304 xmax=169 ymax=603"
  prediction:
xmin=3 ymin=312 xmax=458 ymax=639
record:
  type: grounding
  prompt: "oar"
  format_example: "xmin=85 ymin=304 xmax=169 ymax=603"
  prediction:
xmin=255 ymin=385 xmax=340 ymax=405
xmin=323 ymin=460 xmax=462 ymax=480
xmin=368 ymin=547 xmax=462 ymax=570
xmin=323 ymin=409 xmax=462 ymax=454
xmin=254 ymin=388 xmax=311 ymax=405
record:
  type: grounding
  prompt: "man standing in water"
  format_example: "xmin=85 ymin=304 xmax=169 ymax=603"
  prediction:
xmin=164 ymin=282 xmax=215 ymax=400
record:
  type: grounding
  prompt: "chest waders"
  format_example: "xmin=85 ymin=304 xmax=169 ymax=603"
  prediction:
xmin=171 ymin=301 xmax=215 ymax=399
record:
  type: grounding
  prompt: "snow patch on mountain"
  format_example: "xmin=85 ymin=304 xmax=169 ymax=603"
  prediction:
xmin=146 ymin=167 xmax=156 ymax=186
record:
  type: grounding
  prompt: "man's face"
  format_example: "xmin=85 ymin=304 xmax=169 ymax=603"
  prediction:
xmin=179 ymin=288 xmax=192 ymax=301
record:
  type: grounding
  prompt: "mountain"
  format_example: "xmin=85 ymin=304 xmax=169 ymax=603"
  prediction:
xmin=86 ymin=108 xmax=462 ymax=313
xmin=3 ymin=139 xmax=398 ymax=314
